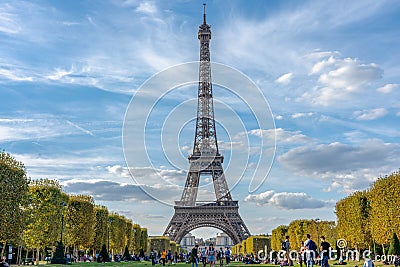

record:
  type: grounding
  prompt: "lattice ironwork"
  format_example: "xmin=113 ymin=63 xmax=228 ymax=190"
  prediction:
xmin=163 ymin=4 xmax=251 ymax=244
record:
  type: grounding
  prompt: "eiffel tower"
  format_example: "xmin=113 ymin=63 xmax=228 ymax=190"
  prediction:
xmin=163 ymin=4 xmax=251 ymax=244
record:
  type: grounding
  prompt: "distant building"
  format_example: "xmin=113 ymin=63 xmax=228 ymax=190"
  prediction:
xmin=180 ymin=233 xmax=196 ymax=250
xmin=216 ymin=232 xmax=234 ymax=248
xmin=195 ymin=237 xmax=205 ymax=246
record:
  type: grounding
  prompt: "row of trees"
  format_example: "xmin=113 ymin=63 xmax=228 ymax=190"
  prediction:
xmin=335 ymin=170 xmax=400 ymax=253
xmin=268 ymin=170 xmax=400 ymax=258
xmin=147 ymin=236 xmax=180 ymax=255
xmin=232 ymin=235 xmax=270 ymax=256
xmin=270 ymin=220 xmax=336 ymax=252
xmin=0 ymin=151 xmax=148 ymax=264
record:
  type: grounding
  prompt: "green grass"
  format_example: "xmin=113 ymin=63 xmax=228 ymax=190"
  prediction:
xmin=37 ymin=260 xmax=385 ymax=267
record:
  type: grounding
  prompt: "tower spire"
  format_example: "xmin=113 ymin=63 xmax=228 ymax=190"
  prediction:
xmin=203 ymin=3 xmax=206 ymax=24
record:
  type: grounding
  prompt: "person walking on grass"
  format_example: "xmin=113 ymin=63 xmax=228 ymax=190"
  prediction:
xmin=225 ymin=247 xmax=231 ymax=266
xmin=207 ymin=244 xmax=217 ymax=267
xmin=320 ymin=236 xmax=330 ymax=267
xmin=191 ymin=245 xmax=199 ymax=267
xmin=304 ymin=234 xmax=317 ymax=267
xmin=161 ymin=249 xmax=167 ymax=266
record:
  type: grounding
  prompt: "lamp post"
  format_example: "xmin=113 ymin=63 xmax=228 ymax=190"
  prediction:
xmin=366 ymin=201 xmax=376 ymax=257
xmin=51 ymin=201 xmax=67 ymax=264
xmin=315 ymin=218 xmax=320 ymax=253
xmin=108 ymin=218 xmax=112 ymax=260
xmin=60 ymin=202 xmax=67 ymax=245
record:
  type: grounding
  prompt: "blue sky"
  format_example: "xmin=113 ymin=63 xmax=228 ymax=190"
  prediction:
xmin=1 ymin=0 xmax=400 ymax=239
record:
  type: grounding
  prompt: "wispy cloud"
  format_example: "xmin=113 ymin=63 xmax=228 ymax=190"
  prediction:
xmin=0 ymin=4 xmax=21 ymax=34
xmin=353 ymin=108 xmax=388 ymax=121
xmin=135 ymin=1 xmax=157 ymax=14
xmin=377 ymin=83 xmax=398 ymax=94
xmin=275 ymin=73 xmax=293 ymax=84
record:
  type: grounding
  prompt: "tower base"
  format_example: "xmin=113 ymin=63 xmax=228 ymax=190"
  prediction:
xmin=164 ymin=201 xmax=251 ymax=244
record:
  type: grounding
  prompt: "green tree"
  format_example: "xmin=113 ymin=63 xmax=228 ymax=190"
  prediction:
xmin=140 ymin=228 xmax=148 ymax=253
xmin=109 ymin=213 xmax=131 ymax=254
xmin=93 ymin=205 xmax=109 ymax=255
xmin=369 ymin=171 xmax=400 ymax=245
xmin=271 ymin=225 xmax=288 ymax=251
xmin=0 ymin=151 xmax=29 ymax=251
xmin=132 ymin=224 xmax=142 ymax=254
xmin=23 ymin=179 xmax=66 ymax=263
xmin=65 ymin=195 xmax=95 ymax=257
xmin=336 ymin=191 xmax=371 ymax=250
xmin=388 ymin=233 xmax=400 ymax=256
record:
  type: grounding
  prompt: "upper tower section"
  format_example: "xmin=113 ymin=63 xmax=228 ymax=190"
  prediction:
xmin=192 ymin=3 xmax=219 ymax=156
xmin=198 ymin=3 xmax=211 ymax=48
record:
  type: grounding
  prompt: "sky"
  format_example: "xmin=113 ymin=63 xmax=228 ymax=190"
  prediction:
xmin=1 ymin=0 xmax=400 ymax=239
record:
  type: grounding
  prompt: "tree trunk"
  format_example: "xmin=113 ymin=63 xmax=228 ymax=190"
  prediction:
xmin=382 ymin=244 xmax=385 ymax=257
xmin=1 ymin=241 xmax=6 ymax=257
xmin=35 ymin=248 xmax=40 ymax=265
xmin=25 ymin=248 xmax=29 ymax=262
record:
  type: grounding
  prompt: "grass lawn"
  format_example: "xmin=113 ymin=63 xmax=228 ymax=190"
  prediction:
xmin=36 ymin=260 xmax=384 ymax=267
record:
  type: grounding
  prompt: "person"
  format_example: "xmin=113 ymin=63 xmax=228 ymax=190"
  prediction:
xmin=150 ymin=249 xmax=156 ymax=265
xmin=167 ymin=250 xmax=172 ymax=266
xmin=218 ymin=248 xmax=224 ymax=267
xmin=393 ymin=255 xmax=399 ymax=267
xmin=225 ymin=247 xmax=231 ymax=266
xmin=0 ymin=256 xmax=9 ymax=267
xmin=207 ymin=244 xmax=217 ymax=267
xmin=304 ymin=234 xmax=317 ymax=267
xmin=201 ymin=247 xmax=208 ymax=267
xmin=363 ymin=256 xmax=374 ymax=267
xmin=320 ymin=236 xmax=330 ymax=267
xmin=191 ymin=245 xmax=199 ymax=267
xmin=299 ymin=242 xmax=305 ymax=267
xmin=283 ymin=236 xmax=291 ymax=266
xmin=161 ymin=249 xmax=167 ymax=266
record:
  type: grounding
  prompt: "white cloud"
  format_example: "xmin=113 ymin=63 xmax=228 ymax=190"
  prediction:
xmin=247 ymin=128 xmax=310 ymax=145
xmin=275 ymin=73 xmax=293 ymax=84
xmin=278 ymin=140 xmax=400 ymax=193
xmin=244 ymin=190 xmax=331 ymax=209
xmin=303 ymin=57 xmax=383 ymax=106
xmin=291 ymin=112 xmax=313 ymax=119
xmin=377 ymin=83 xmax=398 ymax=94
xmin=309 ymin=56 xmax=336 ymax=75
xmin=275 ymin=115 xmax=283 ymax=120
xmin=0 ymin=67 xmax=33 ymax=81
xmin=353 ymin=108 xmax=388 ymax=120
xmin=135 ymin=2 xmax=157 ymax=14
xmin=0 ymin=5 xmax=21 ymax=34
xmin=0 ymin=116 xmax=100 ymax=142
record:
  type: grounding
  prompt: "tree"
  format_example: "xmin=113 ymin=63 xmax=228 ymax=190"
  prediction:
xmin=0 ymin=151 xmax=29 ymax=251
xmin=388 ymin=233 xmax=400 ymax=256
xmin=65 ymin=195 xmax=95 ymax=257
xmin=336 ymin=191 xmax=371 ymax=250
xmin=93 ymin=205 xmax=109 ymax=255
xmin=271 ymin=225 xmax=288 ymax=251
xmin=23 ymin=179 xmax=66 ymax=264
xmin=140 ymin=228 xmax=148 ymax=253
xmin=132 ymin=224 xmax=142 ymax=254
xmin=369 ymin=171 xmax=400 ymax=245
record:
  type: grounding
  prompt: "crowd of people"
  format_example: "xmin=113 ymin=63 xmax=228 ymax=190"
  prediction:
xmin=188 ymin=244 xmax=231 ymax=267
xmin=148 ymin=245 xmax=231 ymax=267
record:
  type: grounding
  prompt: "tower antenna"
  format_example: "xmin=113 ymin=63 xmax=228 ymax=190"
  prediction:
xmin=203 ymin=3 xmax=206 ymax=24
